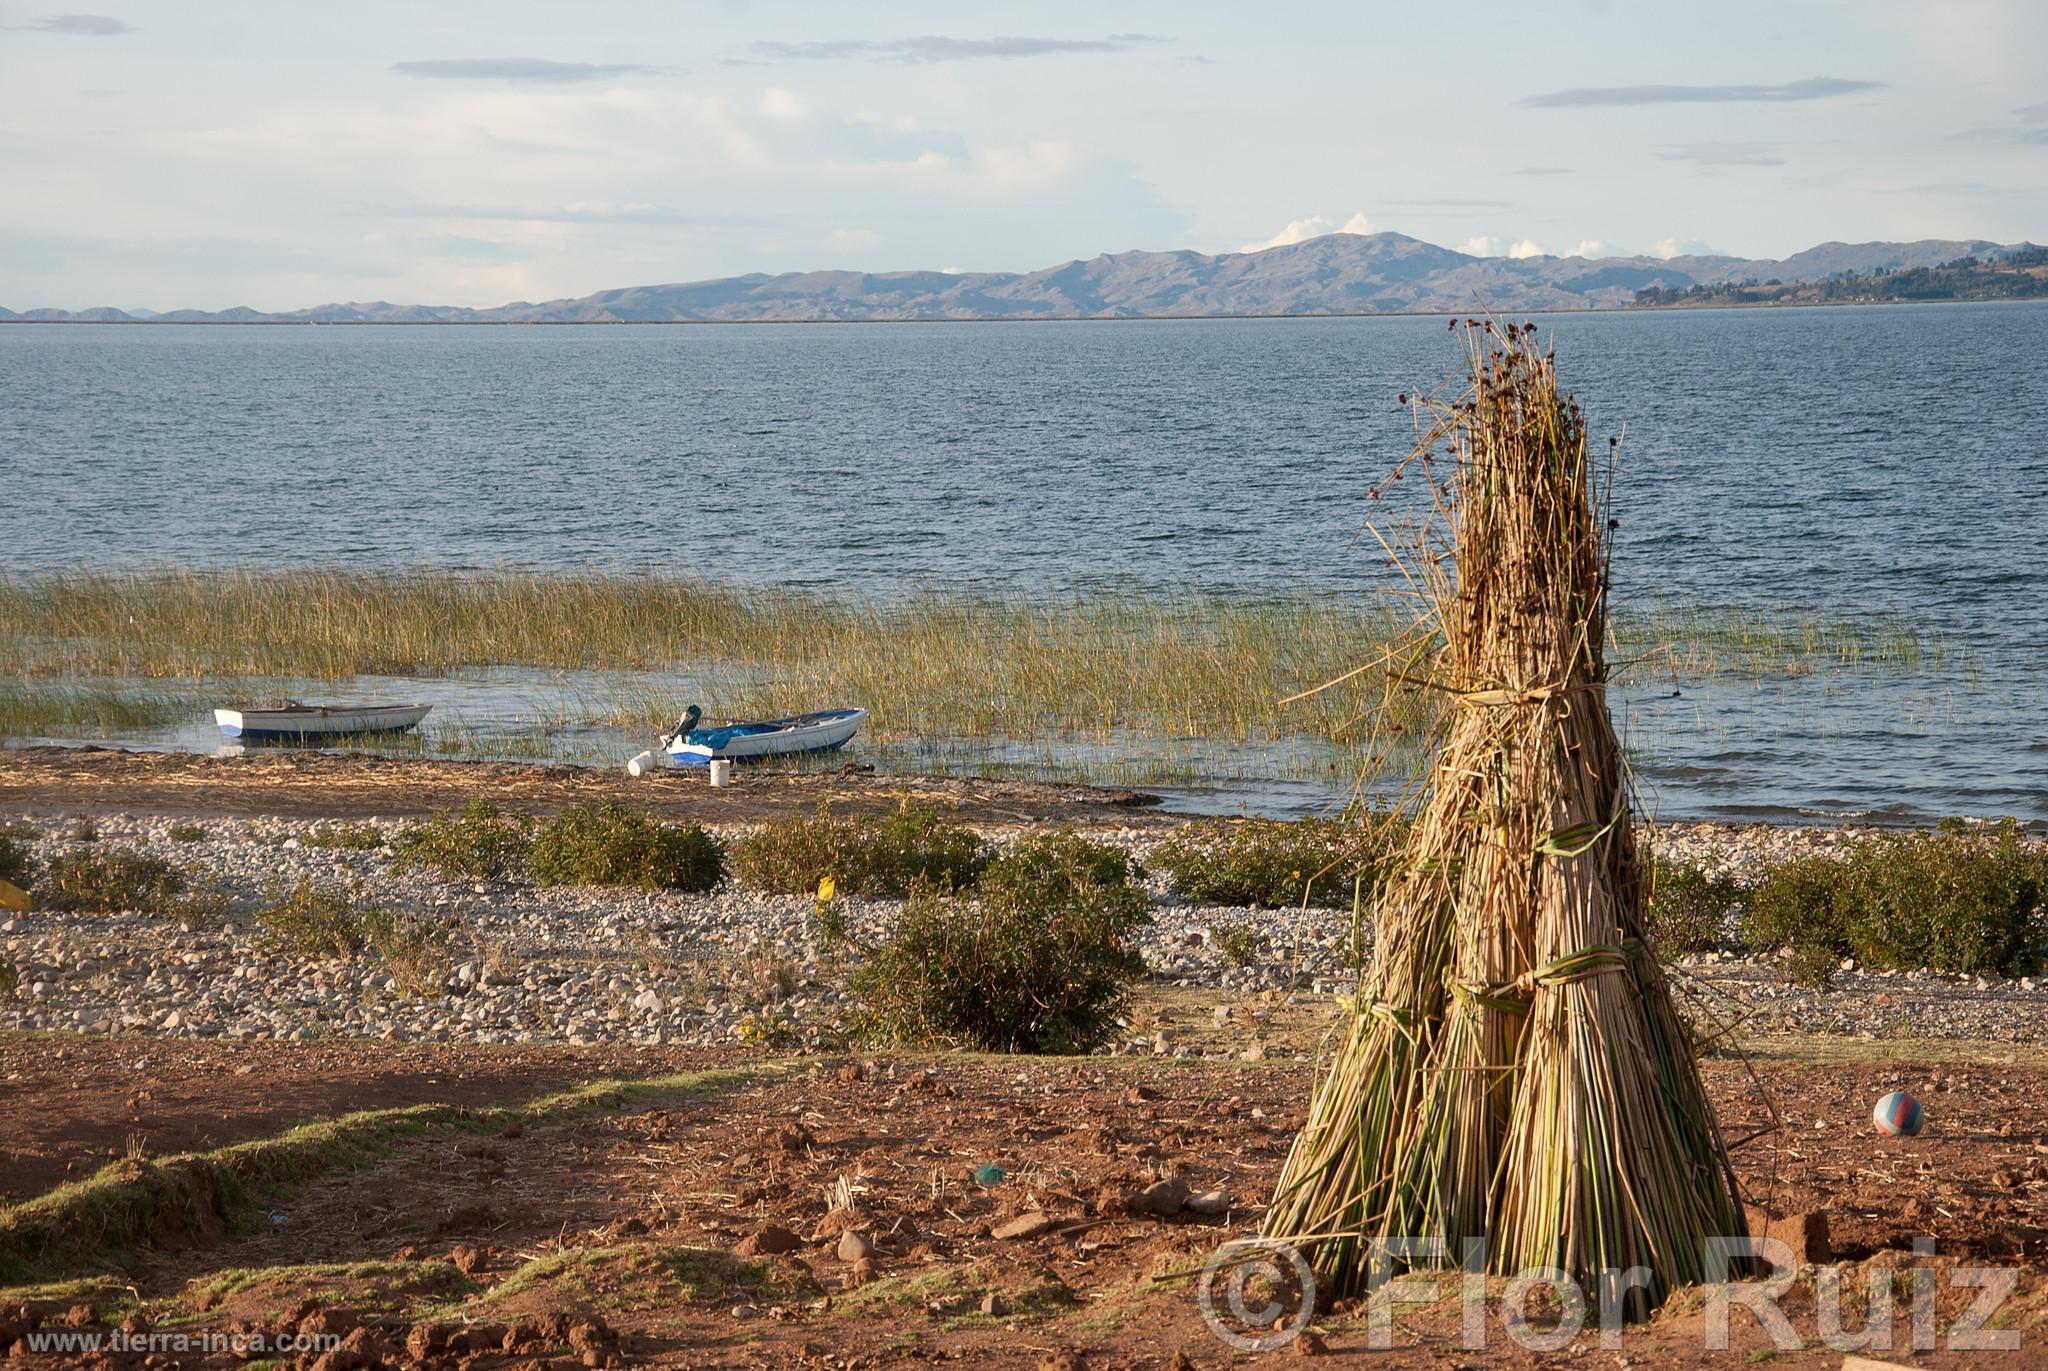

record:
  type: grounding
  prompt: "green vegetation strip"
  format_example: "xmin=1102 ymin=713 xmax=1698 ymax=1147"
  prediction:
xmin=0 ymin=570 xmax=1951 ymax=753
xmin=0 ymin=1064 xmax=780 ymax=1287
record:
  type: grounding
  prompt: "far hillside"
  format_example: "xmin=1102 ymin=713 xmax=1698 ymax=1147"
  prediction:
xmin=1633 ymin=247 xmax=2048 ymax=308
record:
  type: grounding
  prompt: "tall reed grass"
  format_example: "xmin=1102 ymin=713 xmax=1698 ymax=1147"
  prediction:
xmin=0 ymin=570 xmax=1414 ymax=749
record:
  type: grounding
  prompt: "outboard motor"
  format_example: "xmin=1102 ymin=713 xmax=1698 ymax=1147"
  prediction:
xmin=658 ymin=703 xmax=704 ymax=750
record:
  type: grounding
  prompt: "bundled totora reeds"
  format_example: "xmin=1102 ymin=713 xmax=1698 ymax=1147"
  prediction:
xmin=1262 ymin=321 xmax=1751 ymax=1317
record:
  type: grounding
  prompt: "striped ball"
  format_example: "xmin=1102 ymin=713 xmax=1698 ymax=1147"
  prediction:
xmin=1872 ymin=1091 xmax=1924 ymax=1136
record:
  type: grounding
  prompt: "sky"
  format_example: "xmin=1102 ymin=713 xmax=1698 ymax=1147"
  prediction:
xmin=3 ymin=0 xmax=2044 ymax=310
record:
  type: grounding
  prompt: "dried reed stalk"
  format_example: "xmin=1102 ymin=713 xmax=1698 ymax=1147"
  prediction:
xmin=1263 ymin=321 xmax=1750 ymax=1314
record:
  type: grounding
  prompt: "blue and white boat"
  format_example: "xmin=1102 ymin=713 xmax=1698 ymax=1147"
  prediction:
xmin=214 ymin=702 xmax=432 ymax=742
xmin=627 ymin=706 xmax=866 ymax=775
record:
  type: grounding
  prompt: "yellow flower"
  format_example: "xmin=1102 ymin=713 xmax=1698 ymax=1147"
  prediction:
xmin=817 ymin=875 xmax=837 ymax=903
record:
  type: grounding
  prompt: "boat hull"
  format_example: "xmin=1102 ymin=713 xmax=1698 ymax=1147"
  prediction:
xmin=215 ymin=704 xmax=432 ymax=742
xmin=660 ymin=708 xmax=866 ymax=766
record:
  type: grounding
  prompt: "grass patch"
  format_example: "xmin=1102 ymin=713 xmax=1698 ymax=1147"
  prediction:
xmin=477 ymin=1243 xmax=820 ymax=1311
xmin=252 ymin=878 xmax=455 ymax=994
xmin=38 ymin=848 xmax=187 ymax=913
xmin=303 ymin=821 xmax=383 ymax=851
xmin=390 ymin=799 xmax=531 ymax=881
xmin=166 ymin=823 xmax=208 ymax=844
xmin=731 ymin=803 xmax=989 ymax=898
xmin=527 ymin=802 xmax=724 ymax=891
xmin=829 ymin=833 xmax=1149 ymax=1053
xmin=0 ymin=681 xmax=197 ymax=737
xmin=0 ymin=1065 xmax=783 ymax=1285
xmin=1151 ymin=816 xmax=1395 ymax=909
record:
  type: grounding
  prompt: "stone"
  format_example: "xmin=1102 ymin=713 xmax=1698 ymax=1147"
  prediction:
xmin=836 ymin=1229 xmax=874 ymax=1261
xmin=736 ymin=1224 xmax=803 ymax=1257
xmin=991 ymin=1211 xmax=1058 ymax=1241
xmin=1136 ymin=1177 xmax=1189 ymax=1216
xmin=980 ymin=1292 xmax=1007 ymax=1317
xmin=1185 ymin=1189 xmax=1232 ymax=1216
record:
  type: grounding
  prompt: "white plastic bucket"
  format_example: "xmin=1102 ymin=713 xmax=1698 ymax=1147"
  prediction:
xmin=708 ymin=758 xmax=733 ymax=787
xmin=625 ymin=750 xmax=658 ymax=777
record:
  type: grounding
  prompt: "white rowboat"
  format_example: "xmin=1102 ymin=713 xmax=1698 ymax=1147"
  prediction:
xmin=214 ymin=703 xmax=432 ymax=742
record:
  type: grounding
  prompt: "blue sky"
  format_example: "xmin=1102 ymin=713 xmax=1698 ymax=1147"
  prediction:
xmin=3 ymin=0 xmax=2043 ymax=309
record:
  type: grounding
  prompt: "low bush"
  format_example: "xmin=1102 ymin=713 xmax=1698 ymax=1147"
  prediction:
xmin=166 ymin=823 xmax=208 ymax=844
xmin=839 ymin=864 xmax=1150 ymax=1053
xmin=304 ymin=821 xmax=383 ymax=851
xmin=979 ymin=829 xmax=1141 ymax=904
xmin=0 ymin=826 xmax=35 ymax=890
xmin=1207 ymin=920 xmax=1263 ymax=968
xmin=1151 ymin=816 xmax=1394 ymax=909
xmin=39 ymin=848 xmax=188 ymax=913
xmin=390 ymin=800 xmax=531 ymax=880
xmin=1644 ymin=858 xmax=1743 ymax=959
xmin=254 ymin=877 xmax=454 ymax=993
xmin=730 ymin=803 xmax=989 ymax=898
xmin=255 ymin=877 xmax=375 ymax=958
xmin=527 ymin=802 xmax=724 ymax=891
xmin=1740 ymin=822 xmax=2047 ymax=981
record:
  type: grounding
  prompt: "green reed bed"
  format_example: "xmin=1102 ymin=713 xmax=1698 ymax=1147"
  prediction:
xmin=0 ymin=570 xmax=1956 ymax=760
xmin=0 ymin=681 xmax=205 ymax=738
xmin=0 ymin=570 xmax=1417 ymax=751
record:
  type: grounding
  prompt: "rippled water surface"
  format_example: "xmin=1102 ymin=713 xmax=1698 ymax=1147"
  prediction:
xmin=4 ymin=305 xmax=2044 ymax=822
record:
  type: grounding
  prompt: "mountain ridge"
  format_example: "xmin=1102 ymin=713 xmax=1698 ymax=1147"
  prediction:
xmin=5 ymin=232 xmax=2038 ymax=323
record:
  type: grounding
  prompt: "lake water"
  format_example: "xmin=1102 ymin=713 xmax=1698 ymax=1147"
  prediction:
xmin=3 ymin=305 xmax=2044 ymax=824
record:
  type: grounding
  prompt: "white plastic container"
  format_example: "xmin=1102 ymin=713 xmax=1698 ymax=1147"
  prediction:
xmin=708 ymin=758 xmax=734 ymax=787
xmin=625 ymin=750 xmax=659 ymax=777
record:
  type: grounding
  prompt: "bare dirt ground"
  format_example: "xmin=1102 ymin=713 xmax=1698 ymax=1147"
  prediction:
xmin=3 ymin=1037 xmax=2045 ymax=1368
xmin=0 ymin=748 xmax=1171 ymax=830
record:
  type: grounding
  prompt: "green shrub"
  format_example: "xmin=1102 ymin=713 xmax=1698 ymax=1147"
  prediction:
xmin=1151 ymin=816 xmax=1393 ymax=909
xmin=304 ymin=821 xmax=383 ymax=851
xmin=39 ymin=848 xmax=187 ymax=912
xmin=1740 ymin=822 xmax=2047 ymax=980
xmin=841 ymin=867 xmax=1150 ymax=1054
xmin=730 ymin=803 xmax=989 ymax=898
xmin=1644 ymin=859 xmax=1743 ymax=959
xmin=390 ymin=799 xmax=531 ymax=880
xmin=979 ymin=829 xmax=1141 ymax=903
xmin=0 ymin=961 xmax=15 ymax=998
xmin=1208 ymin=920 xmax=1263 ymax=968
xmin=166 ymin=823 xmax=208 ymax=843
xmin=0 ymin=827 xmax=35 ymax=890
xmin=527 ymin=802 xmax=725 ymax=891
xmin=1838 ymin=823 xmax=2045 ymax=976
xmin=254 ymin=877 xmax=454 ymax=992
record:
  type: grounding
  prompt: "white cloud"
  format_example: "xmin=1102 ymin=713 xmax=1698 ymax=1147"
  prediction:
xmin=1460 ymin=235 xmax=1559 ymax=259
xmin=1563 ymin=239 xmax=1615 ymax=258
xmin=1651 ymin=236 xmax=1717 ymax=258
xmin=1239 ymin=210 xmax=1374 ymax=253
xmin=829 ymin=227 xmax=880 ymax=251
xmin=757 ymin=87 xmax=810 ymax=121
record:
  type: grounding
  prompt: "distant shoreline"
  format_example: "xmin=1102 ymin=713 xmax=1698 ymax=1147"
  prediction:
xmin=3 ymin=296 xmax=2039 ymax=326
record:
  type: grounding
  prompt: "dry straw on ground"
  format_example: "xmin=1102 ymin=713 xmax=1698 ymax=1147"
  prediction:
xmin=1263 ymin=321 xmax=1751 ymax=1315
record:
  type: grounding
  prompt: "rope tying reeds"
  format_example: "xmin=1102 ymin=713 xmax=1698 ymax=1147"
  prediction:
xmin=1262 ymin=320 xmax=1753 ymax=1317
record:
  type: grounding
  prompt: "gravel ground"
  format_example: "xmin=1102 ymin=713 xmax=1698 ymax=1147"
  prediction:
xmin=3 ymin=814 xmax=2044 ymax=1050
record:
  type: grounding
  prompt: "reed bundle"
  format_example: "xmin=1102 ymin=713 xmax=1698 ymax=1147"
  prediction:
xmin=1262 ymin=322 xmax=1750 ymax=1315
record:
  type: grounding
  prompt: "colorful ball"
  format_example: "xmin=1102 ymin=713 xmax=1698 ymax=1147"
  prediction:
xmin=1872 ymin=1091 xmax=1924 ymax=1136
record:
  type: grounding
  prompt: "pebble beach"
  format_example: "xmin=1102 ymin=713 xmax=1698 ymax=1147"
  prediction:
xmin=5 ymin=812 xmax=2044 ymax=1053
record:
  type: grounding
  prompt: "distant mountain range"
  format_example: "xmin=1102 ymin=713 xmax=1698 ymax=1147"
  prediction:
xmin=5 ymin=232 xmax=2041 ymax=324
